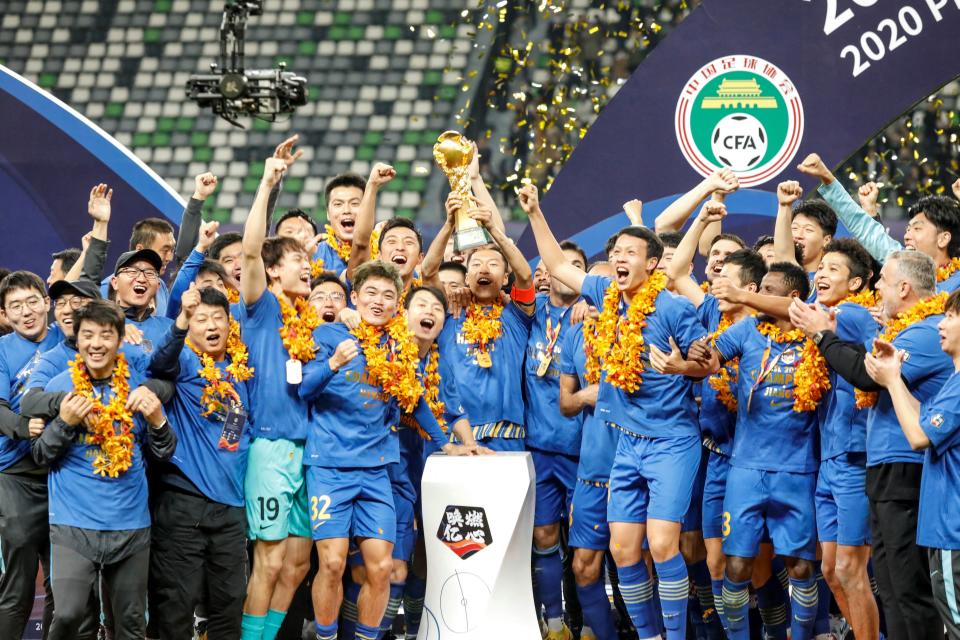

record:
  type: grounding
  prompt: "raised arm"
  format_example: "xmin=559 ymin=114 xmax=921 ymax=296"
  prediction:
xmin=347 ymin=163 xmax=396 ymax=278
xmin=655 ymin=170 xmax=738 ymax=256
xmin=858 ymin=182 xmax=881 ymax=219
xmin=420 ymin=193 xmax=458 ymax=284
xmin=241 ymin=156 xmax=289 ymax=305
xmin=518 ymin=184 xmax=585 ymax=294
xmin=468 ymin=144 xmax=506 ymax=235
xmin=667 ymin=199 xmax=728 ymax=307
xmin=774 ymin=180 xmax=802 ymax=266
xmin=476 ymin=205 xmax=531 ymax=290
xmin=70 ymin=183 xmax=113 ymax=283
xmin=175 ymin=172 xmax=217 ymax=264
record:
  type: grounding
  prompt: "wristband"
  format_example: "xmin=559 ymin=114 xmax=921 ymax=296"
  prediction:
xmin=511 ymin=284 xmax=536 ymax=305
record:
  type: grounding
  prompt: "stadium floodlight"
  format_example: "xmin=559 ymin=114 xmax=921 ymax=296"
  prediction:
xmin=186 ymin=1 xmax=307 ymax=128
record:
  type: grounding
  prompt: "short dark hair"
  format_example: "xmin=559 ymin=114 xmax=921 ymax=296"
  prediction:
xmin=612 ymin=226 xmax=664 ymax=262
xmin=0 ymin=271 xmax=47 ymax=308
xmin=710 ymin=233 xmax=746 ymax=251
xmin=405 ymin=285 xmax=448 ymax=313
xmin=274 ymin=208 xmax=317 ymax=236
xmin=197 ymin=260 xmax=229 ymax=284
xmin=946 ymin=288 xmax=960 ymax=315
xmin=129 ymin=218 xmax=175 ymax=250
xmin=262 ymin=237 xmax=306 ymax=272
xmin=767 ymin=261 xmax=810 ymax=301
xmin=752 ymin=234 xmax=803 ymax=263
xmin=657 ymin=232 xmax=684 ymax=250
xmin=723 ymin=249 xmax=767 ymax=289
xmin=310 ymin=272 xmax=348 ymax=296
xmin=52 ymin=248 xmax=82 ymax=272
xmin=352 ymin=260 xmax=402 ymax=296
xmin=466 ymin=244 xmax=508 ymax=267
xmin=792 ymin=200 xmax=838 ymax=237
xmin=823 ymin=238 xmax=873 ymax=292
xmin=324 ymin=173 xmax=366 ymax=206
xmin=559 ymin=240 xmax=588 ymax=267
xmin=438 ymin=261 xmax=467 ymax=279
xmin=73 ymin=299 xmax=125 ymax=338
xmin=907 ymin=195 xmax=960 ymax=258
xmin=197 ymin=287 xmax=230 ymax=315
xmin=378 ymin=218 xmax=423 ymax=252
xmin=604 ymin=234 xmax=617 ymax=258
xmin=209 ymin=232 xmax=242 ymax=260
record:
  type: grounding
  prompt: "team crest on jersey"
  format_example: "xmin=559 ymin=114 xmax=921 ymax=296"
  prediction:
xmin=675 ymin=55 xmax=804 ymax=187
xmin=437 ymin=505 xmax=493 ymax=560
xmin=778 ymin=347 xmax=800 ymax=367
xmin=931 ymin=414 xmax=944 ymax=428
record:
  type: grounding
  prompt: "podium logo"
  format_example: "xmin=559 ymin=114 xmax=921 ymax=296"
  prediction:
xmin=675 ymin=55 xmax=804 ymax=187
xmin=437 ymin=505 xmax=493 ymax=559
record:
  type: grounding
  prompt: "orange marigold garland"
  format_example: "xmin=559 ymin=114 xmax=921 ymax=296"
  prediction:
xmin=700 ymin=281 xmax=710 ymax=293
xmin=186 ymin=321 xmax=253 ymax=417
xmin=279 ymin=295 xmax=321 ymax=362
xmin=707 ymin=312 xmax=738 ymax=412
xmin=421 ymin=344 xmax=448 ymax=435
xmin=69 ymin=353 xmax=134 ymax=478
xmin=593 ymin=270 xmax=668 ymax=393
xmin=325 ymin=224 xmax=351 ymax=262
xmin=351 ymin=315 xmax=423 ymax=413
xmin=369 ymin=225 xmax=381 ymax=261
xmin=226 ymin=288 xmax=240 ymax=304
xmin=756 ymin=321 xmax=825 ymax=413
xmin=855 ymin=293 xmax=948 ymax=408
xmin=311 ymin=257 xmax=325 ymax=279
xmin=582 ymin=317 xmax=601 ymax=385
xmin=937 ymin=257 xmax=960 ymax=283
xmin=462 ymin=301 xmax=504 ymax=358
xmin=842 ymin=288 xmax=877 ymax=308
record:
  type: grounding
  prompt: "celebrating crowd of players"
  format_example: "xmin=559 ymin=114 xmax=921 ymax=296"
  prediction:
xmin=0 ymin=132 xmax=959 ymax=640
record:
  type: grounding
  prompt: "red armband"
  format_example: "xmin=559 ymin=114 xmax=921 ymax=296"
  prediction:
xmin=510 ymin=283 xmax=536 ymax=305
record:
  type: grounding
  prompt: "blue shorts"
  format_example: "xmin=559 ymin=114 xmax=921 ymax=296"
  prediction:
xmin=569 ymin=479 xmax=611 ymax=551
xmin=702 ymin=451 xmax=731 ymax=540
xmin=816 ymin=453 xmax=870 ymax=547
xmin=722 ymin=466 xmax=816 ymax=561
xmin=607 ymin=433 xmax=701 ymax=524
xmin=531 ymin=448 xmax=579 ymax=527
xmin=478 ymin=437 xmax=525 ymax=452
xmin=305 ymin=466 xmax=396 ymax=543
xmin=681 ymin=447 xmax=710 ymax=533
xmin=348 ymin=491 xmax=415 ymax=565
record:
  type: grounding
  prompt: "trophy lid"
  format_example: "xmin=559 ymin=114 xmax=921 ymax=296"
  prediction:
xmin=433 ymin=131 xmax=474 ymax=171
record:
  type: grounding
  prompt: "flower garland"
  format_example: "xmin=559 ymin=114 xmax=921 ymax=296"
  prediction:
xmin=279 ymin=295 xmax=321 ymax=362
xmin=351 ymin=315 xmax=423 ymax=413
xmin=226 ymin=288 xmax=240 ymax=304
xmin=707 ymin=312 xmax=738 ymax=412
xmin=462 ymin=301 xmax=504 ymax=356
xmin=421 ymin=344 xmax=448 ymax=435
xmin=855 ymin=292 xmax=948 ymax=408
xmin=937 ymin=257 xmax=960 ymax=283
xmin=842 ymin=288 xmax=877 ymax=309
xmin=325 ymin=224 xmax=351 ymax=262
xmin=593 ymin=270 xmax=668 ymax=393
xmin=369 ymin=225 xmax=381 ymax=261
xmin=582 ymin=317 xmax=601 ymax=385
xmin=700 ymin=281 xmax=710 ymax=293
xmin=310 ymin=257 xmax=325 ymax=279
xmin=69 ymin=353 xmax=134 ymax=478
xmin=186 ymin=322 xmax=254 ymax=417
xmin=756 ymin=321 xmax=825 ymax=412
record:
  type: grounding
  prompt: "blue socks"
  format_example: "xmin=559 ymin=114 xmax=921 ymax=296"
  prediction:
xmin=814 ymin=562 xmax=831 ymax=636
xmin=241 ymin=613 xmax=266 ymax=640
xmin=533 ymin=543 xmax=565 ymax=621
xmin=403 ymin=573 xmax=426 ymax=639
xmin=315 ymin=621 xmax=338 ymax=640
xmin=788 ymin=576 xmax=818 ymax=640
xmin=617 ymin=561 xmax=660 ymax=638
xmin=722 ymin=576 xmax=751 ymax=640
xmin=656 ymin=553 xmax=689 ymax=640
xmin=756 ymin=577 xmax=789 ymax=639
xmin=355 ymin=622 xmax=379 ymax=640
xmin=576 ymin=579 xmax=618 ymax=640
xmin=688 ymin=560 xmax=723 ymax=638
xmin=378 ymin=582 xmax=405 ymax=637
xmin=339 ymin=579 xmax=361 ymax=639
xmin=262 ymin=609 xmax=286 ymax=640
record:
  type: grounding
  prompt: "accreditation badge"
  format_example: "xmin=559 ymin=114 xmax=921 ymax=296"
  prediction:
xmin=286 ymin=358 xmax=303 ymax=384
xmin=218 ymin=405 xmax=247 ymax=452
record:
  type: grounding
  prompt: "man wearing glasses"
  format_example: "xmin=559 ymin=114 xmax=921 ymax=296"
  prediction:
xmin=308 ymin=274 xmax=348 ymax=323
xmin=108 ymin=249 xmax=173 ymax=353
xmin=0 ymin=271 xmax=63 ymax=635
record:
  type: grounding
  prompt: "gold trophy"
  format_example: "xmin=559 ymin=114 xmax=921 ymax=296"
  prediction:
xmin=433 ymin=131 xmax=491 ymax=252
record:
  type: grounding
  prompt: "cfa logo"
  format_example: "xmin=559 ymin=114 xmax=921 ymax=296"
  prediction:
xmin=436 ymin=505 xmax=493 ymax=560
xmin=675 ymin=55 xmax=804 ymax=187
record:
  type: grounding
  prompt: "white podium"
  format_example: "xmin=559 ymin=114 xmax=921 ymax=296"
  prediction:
xmin=418 ymin=452 xmax=540 ymax=639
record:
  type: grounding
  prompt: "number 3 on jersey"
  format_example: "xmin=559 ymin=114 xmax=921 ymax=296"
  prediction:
xmin=722 ymin=511 xmax=731 ymax=538
xmin=311 ymin=495 xmax=332 ymax=523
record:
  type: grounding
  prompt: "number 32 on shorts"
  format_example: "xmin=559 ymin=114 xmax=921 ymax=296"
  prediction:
xmin=722 ymin=511 xmax=731 ymax=538
xmin=311 ymin=495 xmax=332 ymax=523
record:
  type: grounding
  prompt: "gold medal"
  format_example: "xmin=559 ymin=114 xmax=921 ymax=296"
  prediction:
xmin=536 ymin=355 xmax=552 ymax=377
xmin=477 ymin=351 xmax=493 ymax=368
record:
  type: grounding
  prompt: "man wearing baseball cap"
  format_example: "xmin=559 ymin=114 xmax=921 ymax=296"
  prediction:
xmin=108 ymin=249 xmax=173 ymax=354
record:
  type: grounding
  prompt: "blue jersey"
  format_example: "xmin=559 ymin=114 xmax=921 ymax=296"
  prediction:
xmin=714 ymin=317 xmax=819 ymax=473
xmin=163 ymin=346 xmax=254 ymax=507
xmin=866 ymin=315 xmax=953 ymax=466
xmin=313 ymin=240 xmax=348 ymax=277
xmin=301 ymin=322 xmax=447 ymax=469
xmin=937 ymin=268 xmax=960 ymax=294
xmin=438 ymin=301 xmax=533 ymax=428
xmin=524 ymin=296 xmax=582 ymax=456
xmin=0 ymin=326 xmax=63 ymax=470
xmin=44 ymin=362 xmax=154 ymax=530
xmin=697 ymin=295 xmax=736 ymax=455
xmin=27 ymin=340 xmax=148 ymax=393
xmin=559 ymin=324 xmax=620 ymax=482
xmin=241 ymin=291 xmax=310 ymax=441
xmin=165 ymin=249 xmax=205 ymax=319
xmin=917 ymin=371 xmax=960 ymax=549
xmin=580 ymin=275 xmax=707 ymax=439
xmin=819 ymin=302 xmax=878 ymax=459
xmin=128 ymin=314 xmax=173 ymax=356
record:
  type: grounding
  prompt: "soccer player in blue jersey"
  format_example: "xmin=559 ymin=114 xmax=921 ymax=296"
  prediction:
xmin=239 ymin=152 xmax=316 ymax=640
xmin=147 ymin=284 xmax=254 ymax=639
xmin=790 ymin=250 xmax=951 ymax=640
xmin=32 ymin=301 xmax=175 ymax=639
xmin=312 ymin=173 xmax=367 ymax=276
xmin=300 ymin=261 xmax=471 ymax=640
xmin=521 ymin=184 xmax=712 ymax=640
xmin=693 ymin=261 xmax=821 ymax=640
xmin=865 ymin=288 xmax=960 ymax=637
xmin=525 ymin=240 xmax=588 ymax=640
xmin=772 ymin=180 xmax=837 ymax=296
xmin=798 ymin=153 xmax=960 ymax=293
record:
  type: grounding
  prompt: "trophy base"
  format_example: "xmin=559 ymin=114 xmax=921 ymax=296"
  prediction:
xmin=454 ymin=226 xmax=491 ymax=253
